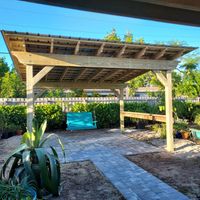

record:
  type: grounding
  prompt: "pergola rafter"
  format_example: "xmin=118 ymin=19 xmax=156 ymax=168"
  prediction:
xmin=2 ymin=30 xmax=197 ymax=152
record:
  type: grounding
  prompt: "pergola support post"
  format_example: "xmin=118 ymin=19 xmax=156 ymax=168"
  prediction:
xmin=119 ymin=88 xmax=125 ymax=133
xmin=26 ymin=65 xmax=34 ymax=132
xmin=155 ymin=70 xmax=174 ymax=152
xmin=165 ymin=71 xmax=174 ymax=152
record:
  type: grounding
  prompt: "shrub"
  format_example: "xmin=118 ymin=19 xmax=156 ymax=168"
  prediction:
xmin=152 ymin=123 xmax=166 ymax=139
xmin=0 ymin=105 xmax=26 ymax=130
xmin=35 ymin=104 xmax=64 ymax=130
xmin=0 ymin=104 xmax=64 ymax=132
xmin=0 ymin=179 xmax=36 ymax=200
xmin=71 ymin=102 xmax=160 ymax=128
xmin=194 ymin=113 xmax=200 ymax=126
xmin=71 ymin=103 xmax=119 ymax=128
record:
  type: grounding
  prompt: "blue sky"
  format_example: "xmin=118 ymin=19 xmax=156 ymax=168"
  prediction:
xmin=0 ymin=0 xmax=200 ymax=67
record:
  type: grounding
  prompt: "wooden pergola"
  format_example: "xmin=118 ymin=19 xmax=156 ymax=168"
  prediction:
xmin=1 ymin=30 xmax=196 ymax=152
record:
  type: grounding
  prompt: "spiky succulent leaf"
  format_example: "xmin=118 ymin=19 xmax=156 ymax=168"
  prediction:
xmin=39 ymin=133 xmax=65 ymax=158
xmin=0 ymin=143 xmax=27 ymax=179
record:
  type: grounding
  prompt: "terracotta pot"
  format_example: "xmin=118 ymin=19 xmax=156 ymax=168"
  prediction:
xmin=16 ymin=130 xmax=23 ymax=135
xmin=181 ymin=131 xmax=190 ymax=139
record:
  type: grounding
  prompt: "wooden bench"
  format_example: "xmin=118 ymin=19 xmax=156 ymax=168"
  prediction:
xmin=66 ymin=112 xmax=97 ymax=131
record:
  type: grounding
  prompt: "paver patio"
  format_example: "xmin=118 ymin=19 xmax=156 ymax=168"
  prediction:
xmin=49 ymin=129 xmax=189 ymax=200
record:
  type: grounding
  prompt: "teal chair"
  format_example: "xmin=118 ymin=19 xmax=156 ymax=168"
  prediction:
xmin=66 ymin=112 xmax=97 ymax=130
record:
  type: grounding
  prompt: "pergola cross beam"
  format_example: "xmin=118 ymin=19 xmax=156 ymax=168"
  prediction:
xmin=33 ymin=66 xmax=54 ymax=86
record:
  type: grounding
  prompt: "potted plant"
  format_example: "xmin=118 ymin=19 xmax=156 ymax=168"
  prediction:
xmin=0 ymin=119 xmax=65 ymax=199
xmin=181 ymin=130 xmax=190 ymax=139
xmin=15 ymin=124 xmax=23 ymax=135
xmin=136 ymin=120 xmax=146 ymax=129
xmin=174 ymin=121 xmax=188 ymax=139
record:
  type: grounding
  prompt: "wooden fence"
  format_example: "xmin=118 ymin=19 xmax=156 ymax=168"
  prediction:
xmin=0 ymin=97 xmax=159 ymax=111
xmin=0 ymin=96 xmax=199 ymax=110
xmin=0 ymin=97 xmax=159 ymax=105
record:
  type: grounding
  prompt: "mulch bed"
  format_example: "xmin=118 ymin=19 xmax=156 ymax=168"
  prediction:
xmin=127 ymin=152 xmax=200 ymax=200
xmin=51 ymin=160 xmax=125 ymax=200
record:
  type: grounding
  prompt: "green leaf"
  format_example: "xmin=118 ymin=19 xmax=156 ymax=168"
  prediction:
xmin=46 ymin=153 xmax=60 ymax=195
xmin=39 ymin=133 xmax=65 ymax=158
xmin=22 ymin=150 xmax=35 ymax=180
xmin=0 ymin=143 xmax=28 ymax=179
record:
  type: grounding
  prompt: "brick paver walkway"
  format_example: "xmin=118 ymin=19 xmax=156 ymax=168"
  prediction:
xmin=53 ymin=129 xmax=189 ymax=200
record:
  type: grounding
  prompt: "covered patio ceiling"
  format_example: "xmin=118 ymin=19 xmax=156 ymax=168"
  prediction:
xmin=21 ymin=0 xmax=200 ymax=26
xmin=2 ymin=31 xmax=196 ymax=89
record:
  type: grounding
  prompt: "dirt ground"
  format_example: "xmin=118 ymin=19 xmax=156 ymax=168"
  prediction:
xmin=51 ymin=160 xmax=125 ymax=200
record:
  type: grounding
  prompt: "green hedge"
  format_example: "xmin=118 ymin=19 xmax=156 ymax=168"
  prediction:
xmin=71 ymin=102 xmax=161 ymax=128
xmin=0 ymin=104 xmax=64 ymax=131
xmin=173 ymin=100 xmax=200 ymax=121
xmin=0 ymin=101 xmax=199 ymax=132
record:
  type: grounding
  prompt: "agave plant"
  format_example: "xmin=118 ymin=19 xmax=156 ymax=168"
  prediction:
xmin=0 ymin=119 xmax=65 ymax=198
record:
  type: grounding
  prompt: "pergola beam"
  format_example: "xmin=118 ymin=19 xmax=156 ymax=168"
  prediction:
xmin=33 ymin=66 xmax=54 ymax=86
xmin=99 ymin=69 xmax=120 ymax=82
xmin=153 ymin=48 xmax=166 ymax=59
xmin=60 ymin=68 xmax=69 ymax=81
xmin=117 ymin=45 xmax=126 ymax=57
xmin=96 ymin=43 xmax=105 ymax=56
xmin=50 ymin=39 xmax=54 ymax=53
xmin=74 ymin=68 xmax=87 ymax=82
xmin=12 ymin=51 xmax=178 ymax=70
xmin=88 ymin=69 xmax=104 ymax=82
xmin=36 ymin=81 xmax=126 ymax=89
xmin=74 ymin=41 xmax=80 ymax=55
xmin=134 ymin=47 xmax=147 ymax=59
xmin=154 ymin=71 xmax=167 ymax=86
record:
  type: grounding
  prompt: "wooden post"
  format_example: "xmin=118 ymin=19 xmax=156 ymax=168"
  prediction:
xmin=26 ymin=65 xmax=34 ymax=132
xmin=119 ymin=88 xmax=125 ymax=132
xmin=165 ymin=71 xmax=174 ymax=152
xmin=154 ymin=70 xmax=174 ymax=152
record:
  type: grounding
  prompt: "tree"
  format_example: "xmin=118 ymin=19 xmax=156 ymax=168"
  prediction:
xmin=0 ymin=57 xmax=9 ymax=78
xmin=0 ymin=71 xmax=26 ymax=98
xmin=104 ymin=28 xmax=121 ymax=42
xmin=124 ymin=31 xmax=133 ymax=43
xmin=135 ymin=37 xmax=145 ymax=44
xmin=175 ymin=55 xmax=200 ymax=97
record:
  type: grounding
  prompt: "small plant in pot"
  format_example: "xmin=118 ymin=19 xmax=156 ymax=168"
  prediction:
xmin=136 ymin=120 xmax=147 ymax=129
xmin=174 ymin=121 xmax=188 ymax=139
xmin=0 ymin=119 xmax=65 ymax=199
xmin=15 ymin=124 xmax=23 ymax=135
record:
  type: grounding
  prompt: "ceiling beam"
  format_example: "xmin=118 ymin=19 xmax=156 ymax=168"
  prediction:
xmin=171 ymin=49 xmax=185 ymax=59
xmin=12 ymin=51 xmax=178 ymax=70
xmin=60 ymin=68 xmax=69 ymax=81
xmin=96 ymin=43 xmax=105 ymax=56
xmin=74 ymin=68 xmax=87 ymax=82
xmin=153 ymin=48 xmax=166 ymax=59
xmin=134 ymin=47 xmax=147 ymax=59
xmin=74 ymin=41 xmax=80 ymax=55
xmin=99 ymin=69 xmax=121 ymax=82
xmin=88 ymin=69 xmax=104 ymax=82
xmin=50 ymin=39 xmax=54 ymax=53
xmin=117 ymin=45 xmax=126 ymax=58
xmin=33 ymin=66 xmax=54 ymax=85
xmin=21 ymin=0 xmax=200 ymax=26
xmin=36 ymin=81 xmax=126 ymax=89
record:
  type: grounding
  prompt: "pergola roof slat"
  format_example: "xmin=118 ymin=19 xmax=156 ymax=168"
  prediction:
xmin=1 ymin=30 xmax=196 ymax=87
